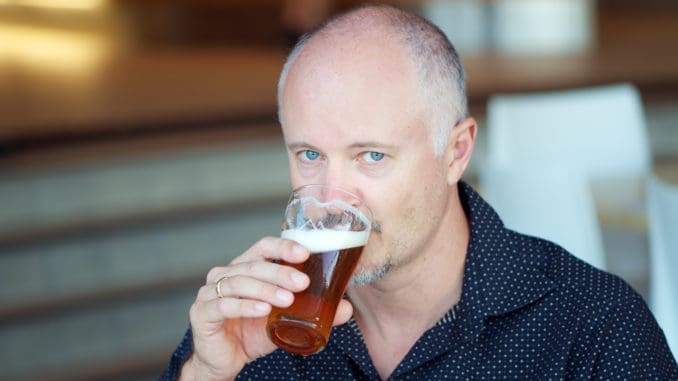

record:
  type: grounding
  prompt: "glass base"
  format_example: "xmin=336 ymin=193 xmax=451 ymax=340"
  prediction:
xmin=267 ymin=318 xmax=327 ymax=356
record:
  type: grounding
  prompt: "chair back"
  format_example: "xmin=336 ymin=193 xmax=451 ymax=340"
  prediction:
xmin=480 ymin=164 xmax=606 ymax=269
xmin=486 ymin=83 xmax=651 ymax=213
xmin=647 ymin=175 xmax=678 ymax=357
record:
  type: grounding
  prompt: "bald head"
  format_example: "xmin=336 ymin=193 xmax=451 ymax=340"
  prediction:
xmin=278 ymin=4 xmax=467 ymax=155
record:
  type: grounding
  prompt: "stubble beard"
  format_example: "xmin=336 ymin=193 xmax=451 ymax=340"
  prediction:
xmin=350 ymin=260 xmax=392 ymax=285
xmin=350 ymin=240 xmax=400 ymax=286
xmin=349 ymin=220 xmax=393 ymax=285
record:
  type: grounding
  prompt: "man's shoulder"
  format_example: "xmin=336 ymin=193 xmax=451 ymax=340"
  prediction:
xmin=501 ymin=231 xmax=678 ymax=379
xmin=509 ymin=229 xmax=645 ymax=312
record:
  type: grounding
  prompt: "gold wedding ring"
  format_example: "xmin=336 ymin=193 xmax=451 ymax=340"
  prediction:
xmin=216 ymin=275 xmax=229 ymax=299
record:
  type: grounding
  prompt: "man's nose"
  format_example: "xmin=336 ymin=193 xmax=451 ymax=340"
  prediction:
xmin=320 ymin=165 xmax=358 ymax=203
xmin=322 ymin=163 xmax=346 ymax=190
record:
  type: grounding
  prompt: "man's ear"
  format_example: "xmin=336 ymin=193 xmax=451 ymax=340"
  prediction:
xmin=444 ymin=117 xmax=477 ymax=185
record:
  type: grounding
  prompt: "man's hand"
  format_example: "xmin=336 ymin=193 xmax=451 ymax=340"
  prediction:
xmin=179 ymin=236 xmax=353 ymax=381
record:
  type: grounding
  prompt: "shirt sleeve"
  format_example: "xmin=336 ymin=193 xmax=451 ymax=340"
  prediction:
xmin=590 ymin=291 xmax=678 ymax=379
xmin=159 ymin=326 xmax=194 ymax=381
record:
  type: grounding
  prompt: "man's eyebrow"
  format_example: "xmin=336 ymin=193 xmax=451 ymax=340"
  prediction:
xmin=348 ymin=142 xmax=397 ymax=150
xmin=286 ymin=142 xmax=321 ymax=151
xmin=286 ymin=142 xmax=397 ymax=151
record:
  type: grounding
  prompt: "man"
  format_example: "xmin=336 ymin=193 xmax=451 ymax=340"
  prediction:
xmin=162 ymin=4 xmax=677 ymax=380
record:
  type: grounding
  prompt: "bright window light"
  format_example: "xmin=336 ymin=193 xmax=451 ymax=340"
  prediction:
xmin=0 ymin=0 xmax=107 ymax=11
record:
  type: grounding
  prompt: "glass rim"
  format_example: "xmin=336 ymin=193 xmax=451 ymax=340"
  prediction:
xmin=290 ymin=184 xmax=372 ymax=221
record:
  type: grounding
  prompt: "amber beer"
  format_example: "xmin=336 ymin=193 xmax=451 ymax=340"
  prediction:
xmin=267 ymin=230 xmax=368 ymax=355
xmin=266 ymin=184 xmax=372 ymax=356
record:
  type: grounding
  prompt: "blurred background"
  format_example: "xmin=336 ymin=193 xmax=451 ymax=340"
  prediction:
xmin=1 ymin=0 xmax=677 ymax=380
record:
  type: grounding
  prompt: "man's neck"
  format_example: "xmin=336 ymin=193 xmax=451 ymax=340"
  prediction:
xmin=348 ymin=219 xmax=467 ymax=334
xmin=345 ymin=191 xmax=469 ymax=379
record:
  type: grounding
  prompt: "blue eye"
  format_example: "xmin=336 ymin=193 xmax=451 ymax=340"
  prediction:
xmin=303 ymin=150 xmax=320 ymax=161
xmin=364 ymin=152 xmax=385 ymax=162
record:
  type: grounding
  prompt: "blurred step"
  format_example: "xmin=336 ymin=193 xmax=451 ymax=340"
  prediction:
xmin=2 ymin=287 xmax=194 ymax=381
xmin=0 ymin=139 xmax=290 ymax=245
xmin=0 ymin=200 xmax=283 ymax=318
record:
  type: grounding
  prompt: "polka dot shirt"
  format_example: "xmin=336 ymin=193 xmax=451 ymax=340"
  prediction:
xmin=161 ymin=181 xmax=678 ymax=380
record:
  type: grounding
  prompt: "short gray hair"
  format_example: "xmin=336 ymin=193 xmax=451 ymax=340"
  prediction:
xmin=277 ymin=4 xmax=467 ymax=156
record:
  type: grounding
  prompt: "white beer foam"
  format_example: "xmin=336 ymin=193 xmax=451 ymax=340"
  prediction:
xmin=281 ymin=229 xmax=369 ymax=253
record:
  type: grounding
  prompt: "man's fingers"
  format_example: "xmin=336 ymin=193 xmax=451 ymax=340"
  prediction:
xmin=203 ymin=262 xmax=310 ymax=301
xmin=333 ymin=299 xmax=354 ymax=326
xmin=231 ymin=236 xmax=309 ymax=265
xmin=196 ymin=275 xmax=299 ymax=308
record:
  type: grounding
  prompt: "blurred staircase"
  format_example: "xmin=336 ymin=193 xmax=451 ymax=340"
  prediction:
xmin=0 ymin=136 xmax=290 ymax=381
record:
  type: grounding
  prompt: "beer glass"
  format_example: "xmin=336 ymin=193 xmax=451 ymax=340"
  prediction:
xmin=266 ymin=184 xmax=372 ymax=355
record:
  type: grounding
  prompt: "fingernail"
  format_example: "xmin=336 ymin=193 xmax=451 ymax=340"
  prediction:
xmin=276 ymin=290 xmax=292 ymax=303
xmin=293 ymin=245 xmax=305 ymax=256
xmin=255 ymin=302 xmax=269 ymax=312
xmin=291 ymin=272 xmax=307 ymax=285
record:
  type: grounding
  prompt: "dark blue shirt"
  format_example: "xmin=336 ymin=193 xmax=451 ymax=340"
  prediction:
xmin=161 ymin=181 xmax=678 ymax=380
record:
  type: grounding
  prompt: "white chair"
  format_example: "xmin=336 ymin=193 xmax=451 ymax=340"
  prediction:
xmin=647 ymin=174 xmax=678 ymax=357
xmin=485 ymin=83 xmax=651 ymax=215
xmin=480 ymin=164 xmax=606 ymax=269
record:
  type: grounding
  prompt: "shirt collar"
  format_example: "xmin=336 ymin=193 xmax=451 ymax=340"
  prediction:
xmin=455 ymin=180 xmax=556 ymax=343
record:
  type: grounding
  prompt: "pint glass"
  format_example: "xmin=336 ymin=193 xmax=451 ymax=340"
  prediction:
xmin=266 ymin=184 xmax=372 ymax=355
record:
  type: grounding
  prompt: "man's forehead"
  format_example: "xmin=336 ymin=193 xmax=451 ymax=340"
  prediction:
xmin=282 ymin=38 xmax=415 ymax=112
xmin=282 ymin=113 xmax=425 ymax=152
